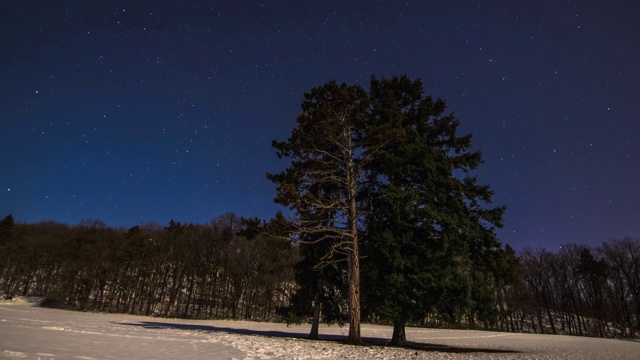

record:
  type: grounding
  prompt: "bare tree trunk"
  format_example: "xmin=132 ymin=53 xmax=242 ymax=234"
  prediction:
xmin=545 ymin=303 xmax=557 ymax=334
xmin=347 ymin=246 xmax=361 ymax=344
xmin=346 ymin=131 xmax=361 ymax=345
xmin=389 ymin=321 xmax=407 ymax=346
xmin=308 ymin=278 xmax=322 ymax=340
xmin=309 ymin=297 xmax=321 ymax=340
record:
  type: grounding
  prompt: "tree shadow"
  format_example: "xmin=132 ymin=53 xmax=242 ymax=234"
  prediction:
xmin=116 ymin=321 xmax=520 ymax=354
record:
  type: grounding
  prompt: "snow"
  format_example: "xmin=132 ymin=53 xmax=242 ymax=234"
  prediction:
xmin=1 ymin=297 xmax=638 ymax=359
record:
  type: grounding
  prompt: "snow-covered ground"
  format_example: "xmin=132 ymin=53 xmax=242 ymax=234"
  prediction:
xmin=1 ymin=297 xmax=638 ymax=359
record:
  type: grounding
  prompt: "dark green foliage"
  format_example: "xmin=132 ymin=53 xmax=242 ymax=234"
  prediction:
xmin=361 ymin=76 xmax=505 ymax=344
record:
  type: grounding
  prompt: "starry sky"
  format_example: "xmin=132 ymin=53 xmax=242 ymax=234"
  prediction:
xmin=1 ymin=0 xmax=638 ymax=251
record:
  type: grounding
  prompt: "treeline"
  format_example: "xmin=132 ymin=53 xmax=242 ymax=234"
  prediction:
xmin=357 ymin=239 xmax=640 ymax=340
xmin=0 ymin=213 xmax=296 ymax=320
xmin=0 ymin=214 xmax=638 ymax=338
xmin=501 ymin=239 xmax=640 ymax=338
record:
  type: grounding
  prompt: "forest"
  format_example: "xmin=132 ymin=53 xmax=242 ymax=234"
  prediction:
xmin=1 ymin=76 xmax=638 ymax=342
xmin=0 ymin=213 xmax=294 ymax=322
xmin=0 ymin=213 xmax=638 ymax=340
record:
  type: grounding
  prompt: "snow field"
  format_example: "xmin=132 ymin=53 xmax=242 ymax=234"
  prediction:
xmin=1 ymin=298 xmax=638 ymax=359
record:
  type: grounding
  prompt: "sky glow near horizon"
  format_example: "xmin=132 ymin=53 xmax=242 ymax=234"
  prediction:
xmin=1 ymin=1 xmax=639 ymax=250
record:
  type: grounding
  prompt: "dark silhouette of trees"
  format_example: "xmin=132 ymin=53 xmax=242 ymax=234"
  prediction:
xmin=600 ymin=237 xmax=640 ymax=337
xmin=278 ymin=224 xmax=348 ymax=340
xmin=492 ymin=244 xmax=521 ymax=332
xmin=0 ymin=213 xmax=295 ymax=321
xmin=0 ymin=214 xmax=13 ymax=242
xmin=0 ymin=214 xmax=15 ymax=298
xmin=1 ymin=227 xmax=638 ymax=340
xmin=497 ymin=239 xmax=639 ymax=338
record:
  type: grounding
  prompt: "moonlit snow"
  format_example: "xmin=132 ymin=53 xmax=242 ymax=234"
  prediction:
xmin=1 ymin=297 xmax=638 ymax=359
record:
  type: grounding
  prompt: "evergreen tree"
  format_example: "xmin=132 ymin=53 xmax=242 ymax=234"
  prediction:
xmin=361 ymin=75 xmax=505 ymax=345
xmin=268 ymin=81 xmax=369 ymax=344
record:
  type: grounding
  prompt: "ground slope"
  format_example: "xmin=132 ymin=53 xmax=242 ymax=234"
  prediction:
xmin=1 ymin=298 xmax=638 ymax=359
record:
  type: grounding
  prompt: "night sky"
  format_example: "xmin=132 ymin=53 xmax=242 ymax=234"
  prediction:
xmin=1 ymin=1 xmax=638 ymax=251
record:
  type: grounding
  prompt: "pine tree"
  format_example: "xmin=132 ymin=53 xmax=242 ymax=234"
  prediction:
xmin=268 ymin=81 xmax=369 ymax=344
xmin=361 ymin=75 xmax=505 ymax=345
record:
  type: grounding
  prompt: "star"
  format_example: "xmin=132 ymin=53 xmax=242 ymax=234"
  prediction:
xmin=0 ymin=0 xmax=637 ymax=252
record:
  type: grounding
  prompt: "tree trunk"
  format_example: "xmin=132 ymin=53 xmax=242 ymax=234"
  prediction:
xmin=308 ymin=279 xmax=322 ymax=340
xmin=347 ymin=247 xmax=361 ymax=344
xmin=389 ymin=322 xmax=407 ymax=346
xmin=543 ymin=295 xmax=557 ymax=334
xmin=345 ymin=125 xmax=362 ymax=345
xmin=309 ymin=297 xmax=321 ymax=340
xmin=21 ymin=278 xmax=30 ymax=296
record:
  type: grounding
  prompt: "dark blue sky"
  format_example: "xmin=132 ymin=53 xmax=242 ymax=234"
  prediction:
xmin=1 ymin=0 xmax=638 ymax=250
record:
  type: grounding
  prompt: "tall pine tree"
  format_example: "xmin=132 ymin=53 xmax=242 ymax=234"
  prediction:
xmin=361 ymin=76 xmax=505 ymax=345
xmin=268 ymin=81 xmax=369 ymax=344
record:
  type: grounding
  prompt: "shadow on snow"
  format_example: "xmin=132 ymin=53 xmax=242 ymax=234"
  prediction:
xmin=116 ymin=321 xmax=520 ymax=354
